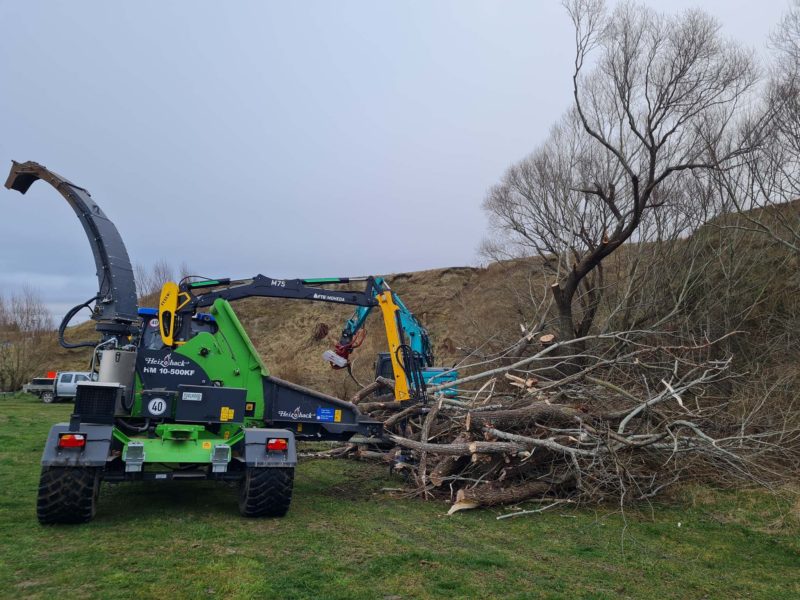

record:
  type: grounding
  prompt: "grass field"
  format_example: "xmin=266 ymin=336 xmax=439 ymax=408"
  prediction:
xmin=0 ymin=394 xmax=798 ymax=599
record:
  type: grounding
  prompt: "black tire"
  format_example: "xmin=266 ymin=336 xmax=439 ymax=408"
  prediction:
xmin=41 ymin=391 xmax=55 ymax=404
xmin=37 ymin=467 xmax=101 ymax=524
xmin=238 ymin=467 xmax=294 ymax=518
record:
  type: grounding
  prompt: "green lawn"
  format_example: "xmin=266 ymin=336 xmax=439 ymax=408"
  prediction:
xmin=0 ymin=394 xmax=798 ymax=599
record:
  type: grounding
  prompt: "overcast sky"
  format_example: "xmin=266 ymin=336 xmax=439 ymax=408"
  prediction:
xmin=0 ymin=0 xmax=789 ymax=320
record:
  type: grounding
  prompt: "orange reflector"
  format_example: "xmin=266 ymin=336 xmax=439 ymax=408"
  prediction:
xmin=58 ymin=433 xmax=86 ymax=448
xmin=266 ymin=438 xmax=288 ymax=452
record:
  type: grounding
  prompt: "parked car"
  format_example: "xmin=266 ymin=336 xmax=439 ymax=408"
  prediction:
xmin=22 ymin=377 xmax=55 ymax=398
xmin=23 ymin=372 xmax=94 ymax=403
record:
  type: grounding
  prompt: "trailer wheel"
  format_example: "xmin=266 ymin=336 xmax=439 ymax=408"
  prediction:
xmin=41 ymin=391 xmax=55 ymax=404
xmin=238 ymin=467 xmax=294 ymax=518
xmin=37 ymin=467 xmax=101 ymax=524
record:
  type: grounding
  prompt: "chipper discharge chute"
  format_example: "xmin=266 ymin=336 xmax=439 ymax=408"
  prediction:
xmin=5 ymin=161 xmax=382 ymax=524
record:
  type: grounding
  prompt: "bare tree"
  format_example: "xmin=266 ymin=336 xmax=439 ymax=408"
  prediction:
xmin=561 ymin=0 xmax=756 ymax=339
xmin=0 ymin=295 xmax=8 ymax=331
xmin=482 ymin=111 xmax=708 ymax=341
xmin=133 ymin=263 xmax=158 ymax=297
xmin=0 ymin=287 xmax=53 ymax=391
xmin=151 ymin=259 xmax=175 ymax=289
xmin=485 ymin=1 xmax=757 ymax=343
xmin=134 ymin=260 xmax=192 ymax=298
xmin=178 ymin=261 xmax=196 ymax=283
xmin=773 ymin=0 xmax=800 ymax=66
xmin=714 ymin=1 xmax=800 ymax=253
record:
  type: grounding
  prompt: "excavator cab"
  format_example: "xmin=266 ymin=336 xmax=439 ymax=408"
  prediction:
xmin=139 ymin=308 xmax=166 ymax=351
xmin=374 ymin=352 xmax=459 ymax=398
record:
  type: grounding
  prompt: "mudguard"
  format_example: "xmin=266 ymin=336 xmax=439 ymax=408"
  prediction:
xmin=41 ymin=423 xmax=113 ymax=468
xmin=4 ymin=161 xmax=138 ymax=328
xmin=242 ymin=428 xmax=298 ymax=467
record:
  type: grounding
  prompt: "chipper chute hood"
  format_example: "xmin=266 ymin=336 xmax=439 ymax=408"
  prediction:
xmin=4 ymin=160 xmax=138 ymax=340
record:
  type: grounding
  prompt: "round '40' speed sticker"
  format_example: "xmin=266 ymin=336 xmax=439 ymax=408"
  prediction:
xmin=147 ymin=397 xmax=168 ymax=416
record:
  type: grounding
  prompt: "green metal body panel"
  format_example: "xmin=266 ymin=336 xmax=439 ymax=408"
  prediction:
xmin=116 ymin=424 xmax=245 ymax=465
xmin=156 ymin=423 xmax=205 ymax=441
xmin=123 ymin=434 xmax=219 ymax=464
xmin=125 ymin=299 xmax=268 ymax=465
xmin=133 ymin=299 xmax=267 ymax=420
xmin=189 ymin=279 xmax=223 ymax=288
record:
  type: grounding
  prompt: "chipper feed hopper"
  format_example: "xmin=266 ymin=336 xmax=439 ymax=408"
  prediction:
xmin=5 ymin=161 xmax=384 ymax=523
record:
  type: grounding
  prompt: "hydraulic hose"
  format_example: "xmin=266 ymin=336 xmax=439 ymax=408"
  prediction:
xmin=115 ymin=418 xmax=150 ymax=434
xmin=396 ymin=344 xmax=428 ymax=403
xmin=58 ymin=296 xmax=100 ymax=349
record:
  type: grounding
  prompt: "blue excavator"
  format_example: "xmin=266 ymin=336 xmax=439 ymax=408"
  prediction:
xmin=323 ymin=276 xmax=458 ymax=400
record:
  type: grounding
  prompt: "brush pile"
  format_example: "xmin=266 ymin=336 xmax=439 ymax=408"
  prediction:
xmin=311 ymin=333 xmax=796 ymax=515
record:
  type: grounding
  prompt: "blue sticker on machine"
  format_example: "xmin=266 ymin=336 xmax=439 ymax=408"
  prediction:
xmin=316 ymin=407 xmax=335 ymax=422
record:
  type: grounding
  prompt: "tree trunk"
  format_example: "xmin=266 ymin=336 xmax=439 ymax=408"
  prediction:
xmin=465 ymin=402 xmax=580 ymax=432
xmin=455 ymin=480 xmax=553 ymax=507
xmin=390 ymin=435 xmax=524 ymax=456
xmin=551 ymin=282 xmax=576 ymax=341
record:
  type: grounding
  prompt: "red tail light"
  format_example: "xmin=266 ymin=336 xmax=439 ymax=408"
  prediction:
xmin=58 ymin=433 xmax=86 ymax=448
xmin=266 ymin=438 xmax=288 ymax=452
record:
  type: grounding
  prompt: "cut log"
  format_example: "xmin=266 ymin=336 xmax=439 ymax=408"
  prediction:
xmin=505 ymin=373 xmax=538 ymax=389
xmin=351 ymin=380 xmax=383 ymax=404
xmin=447 ymin=498 xmax=481 ymax=514
xmin=484 ymin=427 xmax=596 ymax=456
xmin=417 ymin=399 xmax=442 ymax=489
xmin=299 ymin=444 xmax=356 ymax=459
xmin=376 ymin=376 xmax=395 ymax=389
xmin=390 ymin=434 xmax=524 ymax=456
xmin=465 ymin=402 xmax=580 ymax=432
xmin=354 ymin=449 xmax=394 ymax=462
xmin=383 ymin=405 xmax=425 ymax=429
xmin=455 ymin=480 xmax=552 ymax=508
xmin=351 ymin=376 xmax=395 ymax=404
xmin=430 ymin=455 xmax=470 ymax=487
xmin=429 ymin=433 xmax=470 ymax=487
xmin=357 ymin=397 xmax=407 ymax=412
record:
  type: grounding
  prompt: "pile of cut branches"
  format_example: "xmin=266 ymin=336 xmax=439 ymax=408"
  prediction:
xmin=314 ymin=333 xmax=798 ymax=515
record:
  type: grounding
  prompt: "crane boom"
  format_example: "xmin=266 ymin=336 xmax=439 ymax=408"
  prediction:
xmin=157 ymin=274 xmax=448 ymax=402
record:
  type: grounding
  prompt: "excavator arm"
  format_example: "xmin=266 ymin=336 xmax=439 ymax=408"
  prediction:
xmin=334 ymin=277 xmax=434 ymax=367
xmin=333 ymin=278 xmax=459 ymax=400
xmin=330 ymin=277 xmax=435 ymax=401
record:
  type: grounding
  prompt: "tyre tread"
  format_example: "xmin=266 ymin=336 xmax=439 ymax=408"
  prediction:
xmin=37 ymin=467 xmax=100 ymax=524
xmin=239 ymin=467 xmax=294 ymax=518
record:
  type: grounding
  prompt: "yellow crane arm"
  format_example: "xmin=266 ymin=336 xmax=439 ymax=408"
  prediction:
xmin=376 ymin=291 xmax=412 ymax=401
xmin=158 ymin=281 xmax=191 ymax=347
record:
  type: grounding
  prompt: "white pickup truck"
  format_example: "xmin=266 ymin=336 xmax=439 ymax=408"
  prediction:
xmin=23 ymin=372 xmax=94 ymax=403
